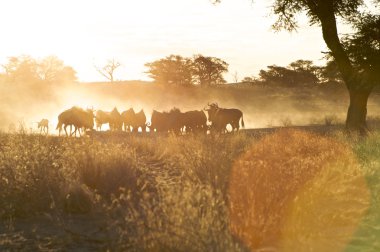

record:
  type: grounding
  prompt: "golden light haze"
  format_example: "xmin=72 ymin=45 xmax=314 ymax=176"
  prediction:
xmin=1 ymin=0 xmax=328 ymax=82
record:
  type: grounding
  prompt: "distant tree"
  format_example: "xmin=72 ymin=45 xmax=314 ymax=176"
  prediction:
xmin=212 ymin=0 xmax=380 ymax=133
xmin=1 ymin=55 xmax=77 ymax=85
xmin=259 ymin=61 xmax=319 ymax=86
xmin=289 ymin=59 xmax=317 ymax=72
xmin=319 ymin=59 xmax=343 ymax=83
xmin=192 ymin=55 xmax=228 ymax=86
xmin=232 ymin=71 xmax=239 ymax=83
xmin=2 ymin=55 xmax=39 ymax=83
xmin=145 ymin=55 xmax=193 ymax=86
xmin=241 ymin=76 xmax=256 ymax=83
xmin=38 ymin=55 xmax=77 ymax=83
xmin=288 ymin=59 xmax=320 ymax=84
xmin=95 ymin=58 xmax=121 ymax=83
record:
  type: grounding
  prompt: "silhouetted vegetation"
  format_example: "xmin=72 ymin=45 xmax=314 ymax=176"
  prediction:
xmin=213 ymin=0 xmax=380 ymax=133
xmin=2 ymin=55 xmax=76 ymax=86
xmin=145 ymin=54 xmax=228 ymax=86
xmin=94 ymin=58 xmax=122 ymax=83
xmin=192 ymin=54 xmax=228 ymax=86
xmin=258 ymin=60 xmax=320 ymax=87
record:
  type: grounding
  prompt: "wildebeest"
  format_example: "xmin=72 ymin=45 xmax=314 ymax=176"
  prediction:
xmin=121 ymin=108 xmax=147 ymax=133
xmin=205 ymin=103 xmax=244 ymax=133
xmin=149 ymin=109 xmax=180 ymax=133
xmin=95 ymin=107 xmax=123 ymax=131
xmin=181 ymin=110 xmax=208 ymax=133
xmin=121 ymin=108 xmax=134 ymax=132
xmin=150 ymin=110 xmax=170 ymax=133
xmin=133 ymin=109 xmax=147 ymax=133
xmin=37 ymin=119 xmax=49 ymax=134
xmin=56 ymin=107 xmax=94 ymax=136
xmin=149 ymin=108 xmax=208 ymax=134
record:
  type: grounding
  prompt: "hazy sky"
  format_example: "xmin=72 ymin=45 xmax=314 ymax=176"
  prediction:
xmin=0 ymin=0 xmax=351 ymax=82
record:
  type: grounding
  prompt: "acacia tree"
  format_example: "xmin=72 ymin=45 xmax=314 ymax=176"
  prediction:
xmin=342 ymin=14 xmax=380 ymax=87
xmin=192 ymin=55 xmax=228 ymax=86
xmin=259 ymin=61 xmax=319 ymax=86
xmin=213 ymin=0 xmax=380 ymax=133
xmin=145 ymin=55 xmax=193 ymax=86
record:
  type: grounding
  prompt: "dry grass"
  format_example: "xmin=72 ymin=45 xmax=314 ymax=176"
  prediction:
xmin=1 ymin=129 xmax=380 ymax=251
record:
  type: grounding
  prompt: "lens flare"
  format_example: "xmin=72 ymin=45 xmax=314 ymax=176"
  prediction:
xmin=228 ymin=129 xmax=370 ymax=251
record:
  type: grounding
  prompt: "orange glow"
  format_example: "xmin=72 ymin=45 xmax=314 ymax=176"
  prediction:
xmin=228 ymin=129 xmax=370 ymax=251
xmin=0 ymin=0 xmax=326 ymax=82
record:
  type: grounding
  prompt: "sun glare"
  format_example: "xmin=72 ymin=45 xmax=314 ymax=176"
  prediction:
xmin=0 ymin=0 xmax=327 ymax=82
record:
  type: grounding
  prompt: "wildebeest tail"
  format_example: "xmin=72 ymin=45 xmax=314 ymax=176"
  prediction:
xmin=241 ymin=114 xmax=245 ymax=128
xmin=56 ymin=120 xmax=62 ymax=130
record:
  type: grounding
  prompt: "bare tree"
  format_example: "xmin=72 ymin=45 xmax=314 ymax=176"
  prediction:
xmin=95 ymin=59 xmax=121 ymax=83
xmin=232 ymin=71 xmax=239 ymax=83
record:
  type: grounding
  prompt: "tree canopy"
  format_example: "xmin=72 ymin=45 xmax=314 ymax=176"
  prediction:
xmin=258 ymin=60 xmax=320 ymax=86
xmin=212 ymin=0 xmax=380 ymax=132
xmin=192 ymin=55 xmax=228 ymax=86
xmin=1 ymin=55 xmax=77 ymax=85
xmin=145 ymin=54 xmax=228 ymax=86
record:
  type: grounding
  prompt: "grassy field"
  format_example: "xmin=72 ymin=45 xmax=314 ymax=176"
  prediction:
xmin=1 ymin=127 xmax=380 ymax=251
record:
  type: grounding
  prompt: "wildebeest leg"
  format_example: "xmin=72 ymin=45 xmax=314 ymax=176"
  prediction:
xmin=72 ymin=126 xmax=79 ymax=137
xmin=64 ymin=124 xmax=69 ymax=137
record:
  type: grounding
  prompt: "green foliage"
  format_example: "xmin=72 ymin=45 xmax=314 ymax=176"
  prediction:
xmin=342 ymin=14 xmax=380 ymax=84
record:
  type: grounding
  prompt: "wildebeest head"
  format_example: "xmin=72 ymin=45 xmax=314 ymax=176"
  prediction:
xmin=204 ymin=102 xmax=219 ymax=122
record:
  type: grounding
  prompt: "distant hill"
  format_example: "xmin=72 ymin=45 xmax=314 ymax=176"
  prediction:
xmin=81 ymin=80 xmax=153 ymax=85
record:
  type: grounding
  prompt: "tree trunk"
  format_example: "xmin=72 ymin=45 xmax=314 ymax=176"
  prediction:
xmin=316 ymin=2 xmax=372 ymax=134
xmin=346 ymin=88 xmax=371 ymax=135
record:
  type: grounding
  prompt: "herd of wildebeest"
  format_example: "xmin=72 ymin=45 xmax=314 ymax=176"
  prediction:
xmin=37 ymin=103 xmax=244 ymax=136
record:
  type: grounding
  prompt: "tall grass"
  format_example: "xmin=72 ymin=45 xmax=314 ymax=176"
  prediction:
xmin=0 ymin=132 xmax=251 ymax=251
xmin=1 ymin=129 xmax=380 ymax=251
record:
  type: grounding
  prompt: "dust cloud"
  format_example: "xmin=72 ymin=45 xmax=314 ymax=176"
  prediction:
xmin=1 ymin=81 xmax=380 ymax=134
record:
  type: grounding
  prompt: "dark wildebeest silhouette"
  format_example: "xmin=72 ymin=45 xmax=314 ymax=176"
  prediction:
xmin=150 ymin=110 xmax=170 ymax=133
xmin=37 ymin=119 xmax=49 ymax=134
xmin=133 ymin=109 xmax=147 ymax=133
xmin=149 ymin=108 xmax=187 ymax=134
xmin=205 ymin=103 xmax=244 ymax=133
xmin=56 ymin=107 xmax=94 ymax=136
xmin=121 ymin=108 xmax=147 ymax=133
xmin=121 ymin=108 xmax=134 ymax=132
xmin=95 ymin=107 xmax=123 ymax=131
xmin=181 ymin=110 xmax=208 ymax=134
